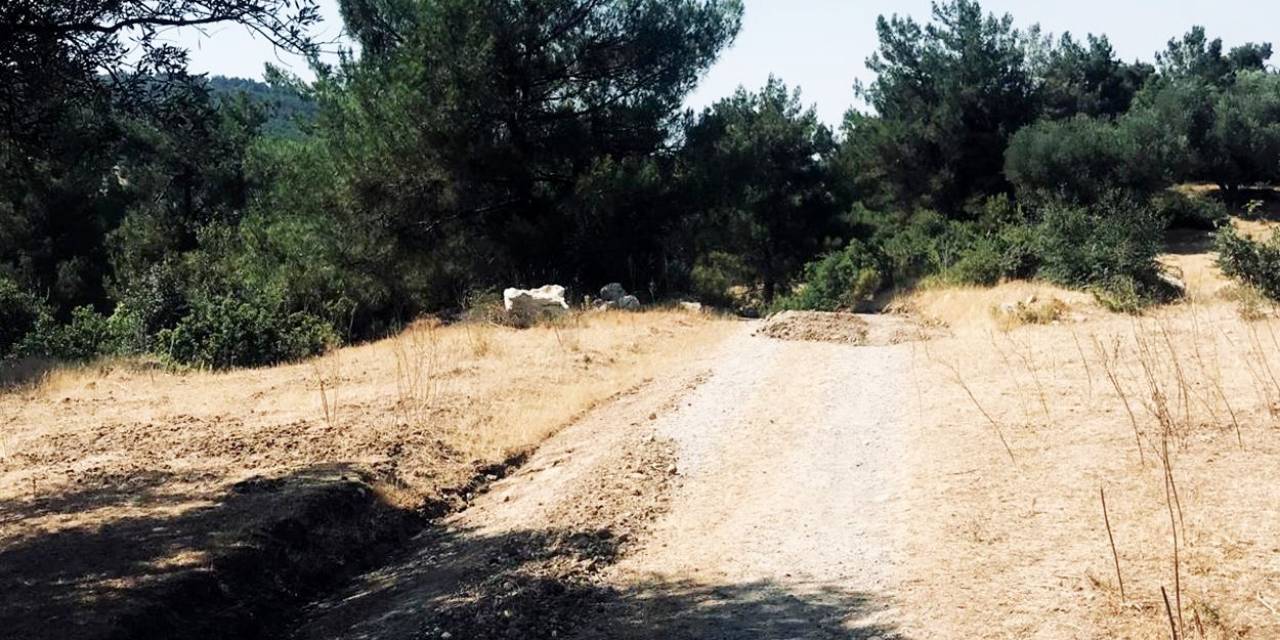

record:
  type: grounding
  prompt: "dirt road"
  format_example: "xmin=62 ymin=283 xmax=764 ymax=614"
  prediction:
xmin=573 ymin=331 xmax=909 ymax=639
xmin=297 ymin=320 xmax=917 ymax=639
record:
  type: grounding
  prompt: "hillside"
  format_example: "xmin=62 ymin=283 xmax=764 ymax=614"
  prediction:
xmin=207 ymin=75 xmax=317 ymax=138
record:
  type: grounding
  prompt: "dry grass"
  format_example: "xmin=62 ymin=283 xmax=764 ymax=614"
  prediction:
xmin=901 ymin=285 xmax=1280 ymax=639
xmin=0 ymin=309 xmax=731 ymax=507
xmin=901 ymin=280 xmax=1097 ymax=333
xmin=0 ymin=308 xmax=733 ymax=638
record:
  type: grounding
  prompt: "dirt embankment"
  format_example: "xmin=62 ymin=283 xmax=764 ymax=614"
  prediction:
xmin=0 ymin=310 xmax=731 ymax=640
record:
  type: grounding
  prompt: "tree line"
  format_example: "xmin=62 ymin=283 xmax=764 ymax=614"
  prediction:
xmin=2 ymin=0 xmax=1279 ymax=368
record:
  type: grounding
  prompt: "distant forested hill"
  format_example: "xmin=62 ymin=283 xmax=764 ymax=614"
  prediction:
xmin=208 ymin=75 xmax=317 ymax=138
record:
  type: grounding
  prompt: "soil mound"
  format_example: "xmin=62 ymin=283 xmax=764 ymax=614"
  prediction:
xmin=757 ymin=311 xmax=944 ymax=345
xmin=756 ymin=311 xmax=870 ymax=344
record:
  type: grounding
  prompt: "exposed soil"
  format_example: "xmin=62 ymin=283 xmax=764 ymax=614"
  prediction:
xmin=289 ymin=293 xmax=1280 ymax=640
xmin=571 ymin=327 xmax=910 ymax=639
xmin=756 ymin=310 xmax=943 ymax=346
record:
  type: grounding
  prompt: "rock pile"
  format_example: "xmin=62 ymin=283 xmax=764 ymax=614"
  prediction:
xmin=592 ymin=282 xmax=641 ymax=311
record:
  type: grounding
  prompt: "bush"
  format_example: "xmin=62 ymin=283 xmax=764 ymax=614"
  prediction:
xmin=1034 ymin=193 xmax=1171 ymax=308
xmin=873 ymin=210 xmax=954 ymax=284
xmin=1034 ymin=194 xmax=1165 ymax=287
xmin=156 ymin=294 xmax=337 ymax=369
xmin=1216 ymin=226 xmax=1280 ymax=301
xmin=0 ymin=278 xmax=44 ymax=357
xmin=996 ymin=223 xmax=1041 ymax=279
xmin=943 ymin=238 xmax=1005 ymax=286
xmin=690 ymin=251 xmax=753 ymax=307
xmin=16 ymin=306 xmax=114 ymax=361
xmin=775 ymin=240 xmax=883 ymax=311
xmin=1153 ymin=191 xmax=1228 ymax=230
xmin=116 ymin=260 xmax=191 ymax=336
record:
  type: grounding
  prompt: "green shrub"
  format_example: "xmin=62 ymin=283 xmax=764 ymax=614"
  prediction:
xmin=690 ymin=251 xmax=753 ymax=307
xmin=1033 ymin=193 xmax=1172 ymax=309
xmin=1216 ymin=226 xmax=1280 ymax=300
xmin=775 ymin=240 xmax=883 ymax=311
xmin=1034 ymin=194 xmax=1165 ymax=288
xmin=156 ymin=294 xmax=337 ymax=369
xmin=0 ymin=278 xmax=44 ymax=357
xmin=996 ymin=224 xmax=1041 ymax=279
xmin=16 ymin=306 xmax=114 ymax=361
xmin=1005 ymin=115 xmax=1173 ymax=204
xmin=116 ymin=260 xmax=190 ymax=336
xmin=874 ymin=210 xmax=954 ymax=284
xmin=1153 ymin=191 xmax=1227 ymax=230
xmin=1093 ymin=276 xmax=1151 ymax=314
xmin=944 ymin=238 xmax=1005 ymax=286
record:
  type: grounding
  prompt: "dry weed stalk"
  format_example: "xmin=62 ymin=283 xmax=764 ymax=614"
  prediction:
xmin=1094 ymin=334 xmax=1145 ymax=467
xmin=1133 ymin=328 xmax=1180 ymax=446
xmin=988 ymin=331 xmax=1033 ymax=423
xmin=1071 ymin=325 xmax=1095 ymax=404
xmin=312 ymin=353 xmax=342 ymax=430
xmin=1219 ymin=325 xmax=1280 ymax=421
xmin=1153 ymin=319 xmax=1194 ymax=430
xmin=1246 ymin=322 xmax=1280 ymax=402
xmin=1162 ymin=586 xmax=1179 ymax=640
xmin=465 ymin=322 xmax=495 ymax=357
xmin=937 ymin=356 xmax=1017 ymax=464
xmin=1185 ymin=305 xmax=1244 ymax=446
xmin=1163 ymin=433 xmax=1186 ymax=638
xmin=392 ymin=321 xmax=443 ymax=427
xmin=0 ymin=408 xmax=12 ymax=461
xmin=1008 ymin=332 xmax=1053 ymax=425
xmin=1100 ymin=487 xmax=1126 ymax=602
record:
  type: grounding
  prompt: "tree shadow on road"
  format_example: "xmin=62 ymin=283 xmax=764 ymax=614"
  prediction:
xmin=299 ymin=522 xmax=903 ymax=640
xmin=583 ymin=577 xmax=900 ymax=639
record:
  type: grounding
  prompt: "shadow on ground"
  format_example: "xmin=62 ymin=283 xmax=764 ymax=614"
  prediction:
xmin=0 ymin=465 xmax=421 ymax=640
xmin=570 ymin=577 xmax=899 ymax=640
xmin=296 ymin=523 xmax=902 ymax=640
xmin=5 ymin=469 xmax=900 ymax=640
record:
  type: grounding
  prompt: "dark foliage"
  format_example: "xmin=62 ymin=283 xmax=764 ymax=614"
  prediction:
xmin=7 ymin=0 xmax=1280 ymax=365
xmin=1217 ymin=227 xmax=1280 ymax=301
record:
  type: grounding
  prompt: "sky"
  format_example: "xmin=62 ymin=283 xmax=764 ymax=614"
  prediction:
xmin=171 ymin=0 xmax=1280 ymax=126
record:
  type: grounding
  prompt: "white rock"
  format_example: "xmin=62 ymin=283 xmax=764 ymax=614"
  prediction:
xmin=679 ymin=301 xmax=704 ymax=313
xmin=503 ymin=285 xmax=569 ymax=320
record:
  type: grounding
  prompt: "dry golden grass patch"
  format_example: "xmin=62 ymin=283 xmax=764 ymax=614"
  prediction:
xmin=0 ymin=307 xmax=734 ymax=639
xmin=901 ymin=288 xmax=1280 ymax=639
xmin=899 ymin=280 xmax=1097 ymax=334
xmin=0 ymin=308 xmax=731 ymax=509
